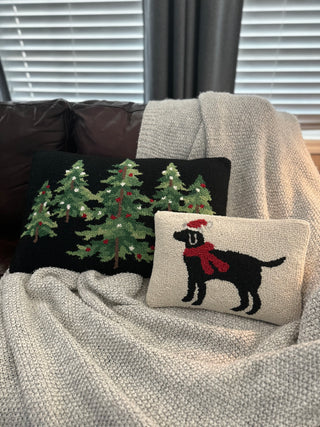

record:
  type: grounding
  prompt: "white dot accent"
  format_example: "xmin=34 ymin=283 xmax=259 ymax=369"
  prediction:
xmin=169 ymin=176 xmax=173 ymax=180
xmin=98 ymin=211 xmax=102 ymax=215
xmin=33 ymin=212 xmax=37 ymax=216
xmin=161 ymin=196 xmax=166 ymax=200
xmin=180 ymin=197 xmax=184 ymax=200
xmin=173 ymin=186 xmax=177 ymax=190
xmin=121 ymin=182 xmax=125 ymax=187
xmin=169 ymin=167 xmax=173 ymax=170
xmin=129 ymin=246 xmax=134 ymax=251
xmin=67 ymin=204 xmax=71 ymax=210
xmin=80 ymin=206 xmax=85 ymax=211
xmin=106 ymin=190 xmax=111 ymax=193
xmin=168 ymin=200 xmax=172 ymax=203
xmin=60 ymin=201 xmax=65 ymax=205
xmin=66 ymin=170 xmax=70 ymax=174
xmin=137 ymin=206 xmax=142 ymax=210
xmin=74 ymin=188 xmax=79 ymax=192
xmin=117 ymin=224 xmax=122 ymax=228
xmin=43 ymin=202 xmax=47 ymax=207
xmin=75 ymin=167 xmax=79 ymax=169
xmin=162 ymin=170 xmax=166 ymax=175
xmin=196 ymin=188 xmax=200 ymax=192
xmin=72 ymin=176 xmax=76 ymax=180
xmin=80 ymin=172 xmax=85 ymax=176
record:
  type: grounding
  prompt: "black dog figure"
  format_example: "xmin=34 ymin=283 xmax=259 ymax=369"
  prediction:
xmin=173 ymin=223 xmax=286 ymax=315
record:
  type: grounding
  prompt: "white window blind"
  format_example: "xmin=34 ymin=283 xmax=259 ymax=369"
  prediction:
xmin=0 ymin=0 xmax=144 ymax=102
xmin=235 ymin=0 xmax=320 ymax=132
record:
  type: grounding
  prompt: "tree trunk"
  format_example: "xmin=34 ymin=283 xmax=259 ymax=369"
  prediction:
xmin=113 ymin=166 xmax=127 ymax=268
xmin=196 ymin=205 xmax=199 ymax=213
xmin=116 ymin=166 xmax=127 ymax=218
xmin=33 ymin=226 xmax=39 ymax=243
xmin=117 ymin=188 xmax=124 ymax=218
xmin=114 ymin=237 xmax=119 ymax=269
xmin=66 ymin=209 xmax=70 ymax=223
xmin=168 ymin=203 xmax=172 ymax=211
xmin=39 ymin=203 xmax=43 ymax=213
xmin=121 ymin=166 xmax=127 ymax=180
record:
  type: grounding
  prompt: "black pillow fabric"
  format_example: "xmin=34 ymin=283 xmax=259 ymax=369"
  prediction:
xmin=10 ymin=151 xmax=231 ymax=277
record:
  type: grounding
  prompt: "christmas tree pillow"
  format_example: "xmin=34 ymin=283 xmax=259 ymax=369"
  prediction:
xmin=10 ymin=151 xmax=231 ymax=277
xmin=146 ymin=211 xmax=310 ymax=325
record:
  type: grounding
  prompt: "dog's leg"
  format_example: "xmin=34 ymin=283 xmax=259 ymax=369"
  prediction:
xmin=231 ymin=288 xmax=249 ymax=312
xmin=192 ymin=282 xmax=206 ymax=305
xmin=182 ymin=278 xmax=196 ymax=302
xmin=246 ymin=290 xmax=261 ymax=315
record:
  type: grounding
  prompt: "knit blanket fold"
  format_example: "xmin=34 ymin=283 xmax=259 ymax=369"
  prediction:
xmin=1 ymin=92 xmax=320 ymax=425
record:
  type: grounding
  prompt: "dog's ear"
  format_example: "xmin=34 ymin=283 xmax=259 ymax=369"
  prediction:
xmin=188 ymin=231 xmax=198 ymax=246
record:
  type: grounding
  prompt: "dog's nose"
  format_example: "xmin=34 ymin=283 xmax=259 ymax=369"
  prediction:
xmin=173 ymin=231 xmax=181 ymax=240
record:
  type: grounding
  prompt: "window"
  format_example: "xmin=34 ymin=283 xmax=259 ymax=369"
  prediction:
xmin=235 ymin=0 xmax=320 ymax=137
xmin=0 ymin=0 xmax=144 ymax=102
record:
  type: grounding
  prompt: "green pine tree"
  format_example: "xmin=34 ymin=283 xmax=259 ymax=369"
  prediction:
xmin=152 ymin=162 xmax=187 ymax=211
xmin=53 ymin=160 xmax=96 ymax=223
xmin=21 ymin=180 xmax=57 ymax=243
xmin=183 ymin=175 xmax=215 ymax=214
xmin=68 ymin=159 xmax=154 ymax=269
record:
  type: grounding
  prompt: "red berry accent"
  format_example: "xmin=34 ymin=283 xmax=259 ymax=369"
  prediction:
xmin=126 ymin=191 xmax=132 ymax=196
xmin=119 ymin=169 xmax=123 ymax=173
xmin=150 ymin=199 xmax=154 ymax=203
xmin=85 ymin=247 xmax=91 ymax=252
xmin=125 ymin=213 xmax=132 ymax=218
xmin=41 ymin=191 xmax=46 ymax=194
xmin=116 ymin=197 xmax=121 ymax=203
xmin=46 ymin=185 xmax=50 ymax=188
xmin=200 ymin=204 xmax=205 ymax=209
xmin=150 ymin=245 xmax=155 ymax=250
xmin=200 ymin=183 xmax=206 ymax=188
xmin=110 ymin=215 xmax=116 ymax=220
xmin=103 ymin=239 xmax=109 ymax=244
xmin=82 ymin=214 xmax=87 ymax=218
xmin=188 ymin=204 xmax=193 ymax=209
xmin=129 ymin=173 xmax=133 ymax=177
xmin=38 ymin=222 xmax=43 ymax=226
xmin=137 ymin=254 xmax=142 ymax=259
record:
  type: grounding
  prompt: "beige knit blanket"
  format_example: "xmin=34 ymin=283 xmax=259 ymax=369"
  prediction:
xmin=1 ymin=92 xmax=320 ymax=425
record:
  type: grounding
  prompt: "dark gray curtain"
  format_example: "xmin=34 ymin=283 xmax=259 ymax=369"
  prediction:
xmin=0 ymin=59 xmax=11 ymax=102
xmin=143 ymin=0 xmax=243 ymax=101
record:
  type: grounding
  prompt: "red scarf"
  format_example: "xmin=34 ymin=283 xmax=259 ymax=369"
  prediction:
xmin=184 ymin=242 xmax=229 ymax=275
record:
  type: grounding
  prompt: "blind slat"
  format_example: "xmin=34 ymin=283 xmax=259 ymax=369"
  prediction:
xmin=235 ymin=0 xmax=320 ymax=131
xmin=0 ymin=0 xmax=144 ymax=103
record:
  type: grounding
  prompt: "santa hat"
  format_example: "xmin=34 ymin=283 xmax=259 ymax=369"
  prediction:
xmin=183 ymin=218 xmax=212 ymax=231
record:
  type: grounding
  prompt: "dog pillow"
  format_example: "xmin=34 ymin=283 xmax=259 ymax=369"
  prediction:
xmin=147 ymin=211 xmax=310 ymax=325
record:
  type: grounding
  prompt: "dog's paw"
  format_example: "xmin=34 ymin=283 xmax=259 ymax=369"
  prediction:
xmin=246 ymin=308 xmax=258 ymax=315
xmin=231 ymin=305 xmax=247 ymax=312
xmin=182 ymin=295 xmax=193 ymax=302
xmin=191 ymin=300 xmax=203 ymax=306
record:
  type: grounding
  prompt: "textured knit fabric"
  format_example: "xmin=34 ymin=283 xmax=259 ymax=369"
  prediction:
xmin=147 ymin=211 xmax=310 ymax=325
xmin=1 ymin=92 xmax=320 ymax=425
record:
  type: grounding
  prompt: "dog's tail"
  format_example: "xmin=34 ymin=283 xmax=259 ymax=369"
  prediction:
xmin=260 ymin=257 xmax=286 ymax=268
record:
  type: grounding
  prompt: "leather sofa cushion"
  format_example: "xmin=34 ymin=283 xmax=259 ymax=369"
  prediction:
xmin=0 ymin=239 xmax=18 ymax=276
xmin=0 ymin=99 xmax=70 ymax=239
xmin=71 ymin=100 xmax=144 ymax=158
